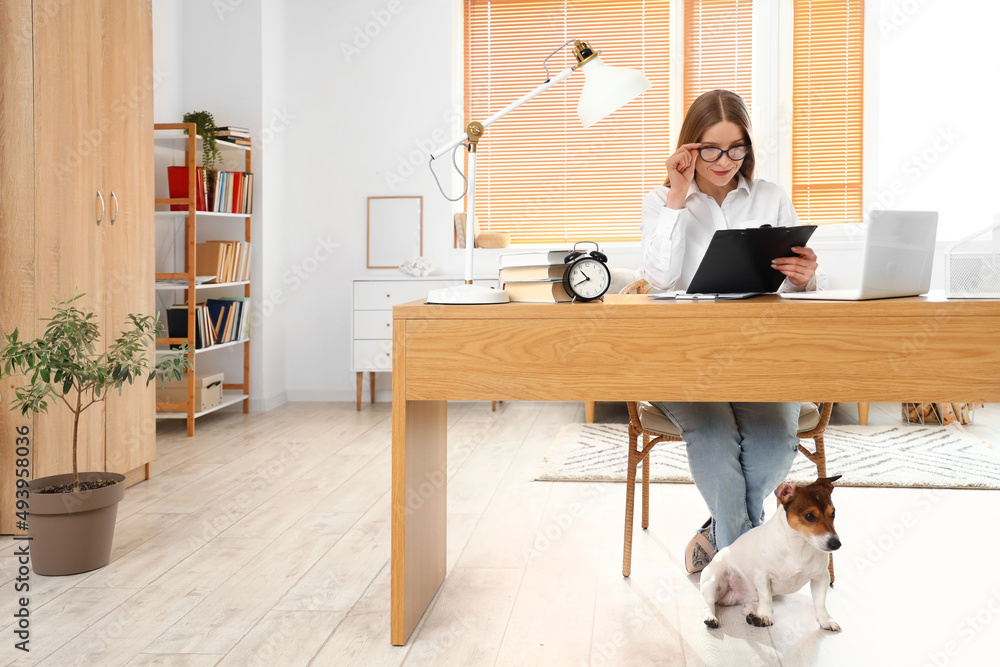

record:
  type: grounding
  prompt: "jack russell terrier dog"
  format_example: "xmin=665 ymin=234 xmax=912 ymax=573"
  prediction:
xmin=700 ymin=475 xmax=843 ymax=632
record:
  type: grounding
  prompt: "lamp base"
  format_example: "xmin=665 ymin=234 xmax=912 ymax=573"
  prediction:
xmin=426 ymin=284 xmax=510 ymax=305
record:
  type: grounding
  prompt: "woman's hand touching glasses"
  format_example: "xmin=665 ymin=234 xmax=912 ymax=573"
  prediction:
xmin=664 ymin=143 xmax=703 ymax=209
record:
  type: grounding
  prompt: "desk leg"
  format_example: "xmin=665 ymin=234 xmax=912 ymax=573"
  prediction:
xmin=391 ymin=399 xmax=447 ymax=645
xmin=391 ymin=322 xmax=447 ymax=645
xmin=585 ymin=401 xmax=596 ymax=423
xmin=858 ymin=402 xmax=869 ymax=426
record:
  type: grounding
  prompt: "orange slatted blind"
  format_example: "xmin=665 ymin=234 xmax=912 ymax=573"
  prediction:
xmin=465 ymin=0 xmax=670 ymax=244
xmin=683 ymin=0 xmax=753 ymax=112
xmin=792 ymin=0 xmax=864 ymax=224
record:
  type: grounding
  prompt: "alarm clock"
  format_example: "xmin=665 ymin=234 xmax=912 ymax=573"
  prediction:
xmin=563 ymin=241 xmax=611 ymax=302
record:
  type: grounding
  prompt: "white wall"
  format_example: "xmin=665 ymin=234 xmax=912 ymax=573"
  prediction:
xmin=871 ymin=0 xmax=996 ymax=242
xmin=151 ymin=0 xmax=996 ymax=408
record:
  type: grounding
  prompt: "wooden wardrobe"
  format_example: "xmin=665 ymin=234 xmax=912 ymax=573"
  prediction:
xmin=0 ymin=0 xmax=155 ymax=534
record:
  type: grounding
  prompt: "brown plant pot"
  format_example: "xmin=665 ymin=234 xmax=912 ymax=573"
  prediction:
xmin=27 ymin=471 xmax=126 ymax=576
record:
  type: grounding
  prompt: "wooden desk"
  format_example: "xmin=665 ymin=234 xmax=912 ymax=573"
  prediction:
xmin=390 ymin=293 xmax=1000 ymax=644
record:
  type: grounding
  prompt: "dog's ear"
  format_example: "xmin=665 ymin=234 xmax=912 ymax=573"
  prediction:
xmin=775 ymin=482 xmax=797 ymax=505
xmin=814 ymin=475 xmax=843 ymax=492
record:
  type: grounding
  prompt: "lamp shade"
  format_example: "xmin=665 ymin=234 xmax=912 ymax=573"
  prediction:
xmin=576 ymin=56 xmax=652 ymax=128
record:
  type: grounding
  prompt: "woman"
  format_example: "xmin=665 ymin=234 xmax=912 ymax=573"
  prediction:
xmin=639 ymin=89 xmax=819 ymax=573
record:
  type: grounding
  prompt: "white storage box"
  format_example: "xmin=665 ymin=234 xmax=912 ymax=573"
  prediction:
xmin=945 ymin=222 xmax=1000 ymax=298
xmin=157 ymin=372 xmax=224 ymax=411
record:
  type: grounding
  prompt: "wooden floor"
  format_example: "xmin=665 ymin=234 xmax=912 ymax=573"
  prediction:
xmin=3 ymin=401 xmax=1000 ymax=666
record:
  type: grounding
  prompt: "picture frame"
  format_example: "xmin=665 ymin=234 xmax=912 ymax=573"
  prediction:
xmin=367 ymin=196 xmax=423 ymax=269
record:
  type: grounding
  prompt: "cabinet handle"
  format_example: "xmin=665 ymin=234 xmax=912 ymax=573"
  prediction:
xmin=96 ymin=190 xmax=104 ymax=226
xmin=110 ymin=190 xmax=119 ymax=225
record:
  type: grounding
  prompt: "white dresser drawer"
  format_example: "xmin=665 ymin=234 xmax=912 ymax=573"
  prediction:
xmin=354 ymin=340 xmax=393 ymax=371
xmin=354 ymin=280 xmax=457 ymax=310
xmin=354 ymin=310 xmax=393 ymax=339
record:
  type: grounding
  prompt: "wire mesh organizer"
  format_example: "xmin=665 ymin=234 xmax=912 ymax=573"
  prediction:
xmin=902 ymin=402 xmax=982 ymax=425
xmin=945 ymin=221 xmax=1000 ymax=298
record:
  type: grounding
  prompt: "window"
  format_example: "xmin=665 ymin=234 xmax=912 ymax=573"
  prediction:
xmin=683 ymin=0 xmax=753 ymax=111
xmin=463 ymin=0 xmax=865 ymax=244
xmin=464 ymin=0 xmax=670 ymax=244
xmin=791 ymin=0 xmax=864 ymax=224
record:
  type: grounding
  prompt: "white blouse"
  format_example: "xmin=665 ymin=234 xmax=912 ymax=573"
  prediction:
xmin=639 ymin=175 xmax=816 ymax=292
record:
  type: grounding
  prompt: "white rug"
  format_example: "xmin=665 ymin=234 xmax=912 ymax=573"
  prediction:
xmin=534 ymin=422 xmax=1000 ymax=489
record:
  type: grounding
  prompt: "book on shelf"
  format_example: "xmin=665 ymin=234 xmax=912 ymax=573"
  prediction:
xmin=219 ymin=296 xmax=251 ymax=340
xmin=204 ymin=299 xmax=232 ymax=344
xmin=166 ymin=303 xmax=213 ymax=349
xmin=498 ymin=249 xmax=572 ymax=269
xmin=205 ymin=297 xmax=251 ymax=343
xmin=216 ymin=126 xmax=250 ymax=135
xmin=217 ymin=137 xmax=251 ymax=146
xmin=202 ymin=240 xmax=251 ymax=283
xmin=167 ymin=166 xmax=207 ymax=211
xmin=195 ymin=242 xmax=227 ymax=282
xmin=499 ymin=265 xmax=568 ymax=283
xmin=504 ymin=279 xmax=572 ymax=303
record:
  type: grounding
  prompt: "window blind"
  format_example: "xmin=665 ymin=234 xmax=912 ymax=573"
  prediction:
xmin=791 ymin=0 xmax=864 ymax=224
xmin=683 ymin=0 xmax=753 ymax=112
xmin=464 ymin=0 xmax=670 ymax=244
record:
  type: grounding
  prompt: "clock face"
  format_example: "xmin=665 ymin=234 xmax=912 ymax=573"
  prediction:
xmin=565 ymin=257 xmax=610 ymax=301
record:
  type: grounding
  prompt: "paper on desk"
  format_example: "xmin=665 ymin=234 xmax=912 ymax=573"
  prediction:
xmin=648 ymin=291 xmax=764 ymax=300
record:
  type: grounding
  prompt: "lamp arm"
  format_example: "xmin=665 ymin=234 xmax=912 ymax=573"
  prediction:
xmin=429 ymin=66 xmax=576 ymax=160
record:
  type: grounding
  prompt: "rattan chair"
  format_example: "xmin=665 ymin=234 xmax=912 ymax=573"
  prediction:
xmin=619 ymin=278 xmax=835 ymax=579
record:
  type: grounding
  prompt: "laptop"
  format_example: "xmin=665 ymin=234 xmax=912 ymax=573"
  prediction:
xmin=780 ymin=210 xmax=938 ymax=301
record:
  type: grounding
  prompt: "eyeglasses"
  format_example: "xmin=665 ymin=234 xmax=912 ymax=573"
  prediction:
xmin=698 ymin=144 xmax=751 ymax=162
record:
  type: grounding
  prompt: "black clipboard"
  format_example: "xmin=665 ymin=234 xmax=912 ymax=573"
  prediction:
xmin=686 ymin=225 xmax=818 ymax=294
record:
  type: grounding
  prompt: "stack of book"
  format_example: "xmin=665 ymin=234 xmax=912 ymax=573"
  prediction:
xmin=196 ymin=241 xmax=251 ymax=284
xmin=498 ymin=249 xmax=573 ymax=302
xmin=167 ymin=166 xmax=253 ymax=214
xmin=215 ymin=126 xmax=251 ymax=147
xmin=208 ymin=170 xmax=253 ymax=214
xmin=166 ymin=297 xmax=251 ymax=349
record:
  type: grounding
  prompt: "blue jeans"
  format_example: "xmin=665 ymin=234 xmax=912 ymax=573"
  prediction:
xmin=650 ymin=401 xmax=800 ymax=551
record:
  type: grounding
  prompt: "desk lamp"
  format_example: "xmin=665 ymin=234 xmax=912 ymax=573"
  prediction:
xmin=427 ymin=39 xmax=651 ymax=304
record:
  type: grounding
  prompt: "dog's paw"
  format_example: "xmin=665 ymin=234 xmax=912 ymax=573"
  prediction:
xmin=745 ymin=612 xmax=773 ymax=627
xmin=704 ymin=616 xmax=720 ymax=629
xmin=818 ymin=618 xmax=842 ymax=632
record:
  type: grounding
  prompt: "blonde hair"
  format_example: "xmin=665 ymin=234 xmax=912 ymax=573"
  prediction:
xmin=665 ymin=89 xmax=755 ymax=186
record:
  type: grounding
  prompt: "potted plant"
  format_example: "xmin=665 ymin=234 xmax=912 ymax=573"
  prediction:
xmin=166 ymin=110 xmax=224 ymax=212
xmin=0 ymin=294 xmax=190 ymax=575
xmin=182 ymin=109 xmax=223 ymax=173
